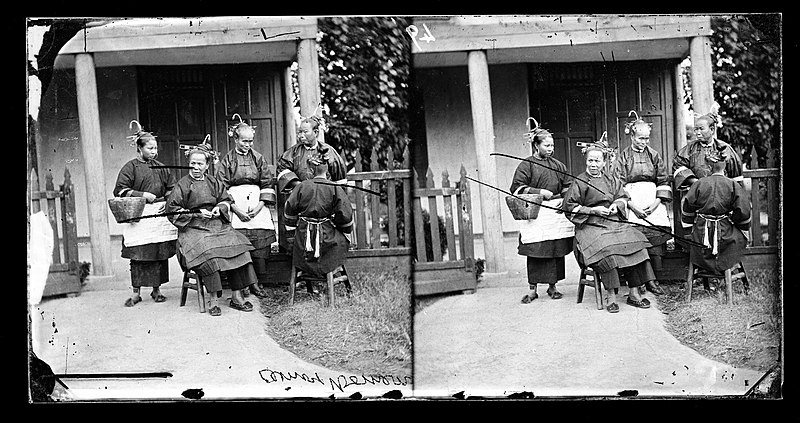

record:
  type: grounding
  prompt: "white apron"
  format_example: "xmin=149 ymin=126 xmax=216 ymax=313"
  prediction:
xmin=623 ymin=181 xmax=671 ymax=227
xmin=122 ymin=201 xmax=178 ymax=247
xmin=518 ymin=198 xmax=575 ymax=244
xmin=227 ymin=184 xmax=275 ymax=230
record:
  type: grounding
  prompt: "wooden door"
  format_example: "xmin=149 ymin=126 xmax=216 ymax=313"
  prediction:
xmin=530 ymin=85 xmax=603 ymax=176
xmin=208 ymin=64 xmax=287 ymax=247
xmin=209 ymin=64 xmax=285 ymax=163
xmin=138 ymin=67 xmax=214 ymax=181
xmin=602 ymin=61 xmax=676 ymax=167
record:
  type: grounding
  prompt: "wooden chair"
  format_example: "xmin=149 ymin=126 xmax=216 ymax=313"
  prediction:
xmin=288 ymin=265 xmax=350 ymax=307
xmin=686 ymin=261 xmax=746 ymax=305
xmin=576 ymin=266 xmax=605 ymax=310
xmin=180 ymin=270 xmax=206 ymax=313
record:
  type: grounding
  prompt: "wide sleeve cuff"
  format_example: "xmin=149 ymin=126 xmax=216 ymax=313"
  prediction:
xmin=259 ymin=187 xmax=277 ymax=205
xmin=656 ymin=184 xmax=673 ymax=202
xmin=673 ymin=167 xmax=696 ymax=189
xmin=277 ymin=169 xmax=300 ymax=193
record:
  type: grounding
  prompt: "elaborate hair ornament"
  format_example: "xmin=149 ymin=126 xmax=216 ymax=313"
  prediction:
xmin=523 ymin=117 xmax=551 ymax=142
xmin=228 ymin=113 xmax=257 ymax=138
xmin=126 ymin=119 xmax=157 ymax=147
xmin=624 ymin=110 xmax=653 ymax=135
xmin=184 ymin=134 xmax=220 ymax=164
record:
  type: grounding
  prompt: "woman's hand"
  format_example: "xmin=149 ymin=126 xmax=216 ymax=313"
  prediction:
xmin=591 ymin=206 xmax=611 ymax=216
xmin=142 ymin=192 xmax=157 ymax=203
xmin=539 ymin=189 xmax=554 ymax=200
xmin=248 ymin=201 xmax=265 ymax=219
xmin=608 ymin=203 xmax=619 ymax=216
xmin=233 ymin=206 xmax=251 ymax=222
xmin=199 ymin=209 xmax=214 ymax=219
xmin=211 ymin=206 xmax=221 ymax=218
xmin=628 ymin=202 xmax=647 ymax=219
xmin=643 ymin=198 xmax=662 ymax=215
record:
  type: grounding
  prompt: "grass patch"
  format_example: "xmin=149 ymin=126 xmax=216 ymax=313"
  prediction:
xmin=655 ymin=267 xmax=782 ymax=373
xmin=259 ymin=268 xmax=412 ymax=378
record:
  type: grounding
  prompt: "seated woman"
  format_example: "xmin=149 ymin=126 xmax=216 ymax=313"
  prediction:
xmin=681 ymin=146 xmax=751 ymax=276
xmin=283 ymin=150 xmax=353 ymax=286
xmin=612 ymin=113 xmax=672 ymax=295
xmin=563 ymin=143 xmax=657 ymax=313
xmin=166 ymin=141 xmax=260 ymax=316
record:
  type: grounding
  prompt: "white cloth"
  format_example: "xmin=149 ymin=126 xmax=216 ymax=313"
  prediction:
xmin=122 ymin=201 xmax=178 ymax=247
xmin=29 ymin=211 xmax=54 ymax=306
xmin=519 ymin=198 xmax=575 ymax=244
xmin=624 ymin=181 xmax=671 ymax=228
xmin=227 ymin=184 xmax=275 ymax=230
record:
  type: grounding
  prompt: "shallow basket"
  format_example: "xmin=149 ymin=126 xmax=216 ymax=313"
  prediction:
xmin=505 ymin=193 xmax=543 ymax=220
xmin=108 ymin=197 xmax=146 ymax=223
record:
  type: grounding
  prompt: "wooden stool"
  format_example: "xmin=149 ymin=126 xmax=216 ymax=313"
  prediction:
xmin=686 ymin=261 xmax=745 ymax=305
xmin=577 ymin=267 xmax=605 ymax=310
xmin=288 ymin=265 xmax=350 ymax=307
xmin=180 ymin=270 xmax=206 ymax=313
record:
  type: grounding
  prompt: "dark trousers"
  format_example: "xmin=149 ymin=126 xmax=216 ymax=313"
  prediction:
xmin=199 ymin=263 xmax=257 ymax=294
xmin=598 ymin=260 xmax=655 ymax=290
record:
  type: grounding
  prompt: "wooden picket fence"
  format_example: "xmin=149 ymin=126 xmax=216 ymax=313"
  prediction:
xmin=412 ymin=165 xmax=477 ymax=296
xmin=28 ymin=168 xmax=82 ymax=297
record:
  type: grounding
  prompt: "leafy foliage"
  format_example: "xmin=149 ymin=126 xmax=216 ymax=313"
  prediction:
xmin=683 ymin=15 xmax=781 ymax=167
xmin=316 ymin=17 xmax=412 ymax=170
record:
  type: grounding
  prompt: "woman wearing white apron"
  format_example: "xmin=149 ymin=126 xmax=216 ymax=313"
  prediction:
xmin=113 ymin=121 xmax=178 ymax=307
xmin=510 ymin=119 xmax=575 ymax=303
xmin=216 ymin=117 xmax=276 ymax=298
xmin=612 ymin=112 xmax=672 ymax=295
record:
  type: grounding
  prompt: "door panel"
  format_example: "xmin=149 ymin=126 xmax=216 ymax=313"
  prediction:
xmin=603 ymin=61 xmax=675 ymax=166
xmin=138 ymin=67 xmax=213 ymax=180
xmin=531 ymin=86 xmax=602 ymax=176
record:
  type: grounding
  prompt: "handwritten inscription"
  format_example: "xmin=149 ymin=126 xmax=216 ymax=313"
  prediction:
xmin=406 ymin=23 xmax=436 ymax=51
xmin=258 ymin=367 xmax=412 ymax=393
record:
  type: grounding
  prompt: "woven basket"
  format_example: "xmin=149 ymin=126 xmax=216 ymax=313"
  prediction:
xmin=108 ymin=197 xmax=147 ymax=223
xmin=505 ymin=193 xmax=543 ymax=220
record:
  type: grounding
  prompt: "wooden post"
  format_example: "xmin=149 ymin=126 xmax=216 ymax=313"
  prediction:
xmin=426 ymin=168 xmax=443 ymax=262
xmin=459 ymin=165 xmax=476 ymax=271
xmin=386 ymin=147 xmax=398 ymax=248
xmin=749 ymin=147 xmax=762 ymax=247
xmin=467 ymin=50 xmax=504 ymax=273
xmin=674 ymin=61 xmax=688 ymax=150
xmin=62 ymin=168 xmax=79 ymax=268
xmin=296 ymin=37 xmax=322 ymax=142
xmin=370 ymin=146 xmax=381 ymax=249
xmin=690 ymin=36 xmax=714 ymax=116
xmin=354 ymin=149 xmax=367 ymax=249
xmin=412 ymin=169 xmax=428 ymax=263
xmin=45 ymin=172 xmax=61 ymax=265
xmin=766 ymin=149 xmax=777 ymax=246
xmin=75 ymin=53 xmax=113 ymax=276
xmin=283 ymin=65 xmax=297 ymax=148
xmin=441 ymin=170 xmax=458 ymax=261
xmin=402 ymin=145 xmax=412 ymax=248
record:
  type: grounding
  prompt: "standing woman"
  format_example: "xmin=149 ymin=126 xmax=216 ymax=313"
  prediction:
xmin=216 ymin=115 xmax=275 ymax=298
xmin=612 ymin=112 xmax=672 ymax=295
xmin=563 ymin=141 xmax=656 ymax=313
xmin=113 ymin=121 xmax=178 ymax=307
xmin=166 ymin=140 xmax=260 ymax=316
xmin=509 ymin=118 xmax=575 ymax=303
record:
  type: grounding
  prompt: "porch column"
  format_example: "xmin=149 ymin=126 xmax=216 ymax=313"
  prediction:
xmin=467 ymin=50 xmax=504 ymax=273
xmin=74 ymin=53 xmax=113 ymax=276
xmin=296 ymin=38 xmax=322 ymax=144
xmin=673 ymin=61 xmax=688 ymax=150
xmin=690 ymin=36 xmax=714 ymax=116
xmin=283 ymin=65 xmax=297 ymax=148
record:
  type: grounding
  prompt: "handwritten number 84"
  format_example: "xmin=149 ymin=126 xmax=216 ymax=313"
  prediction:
xmin=406 ymin=24 xmax=435 ymax=51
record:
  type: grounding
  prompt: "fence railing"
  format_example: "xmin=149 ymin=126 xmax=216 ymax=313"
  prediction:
xmin=412 ymin=164 xmax=477 ymax=296
xmin=29 ymin=168 xmax=79 ymax=273
xmin=743 ymin=146 xmax=779 ymax=252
